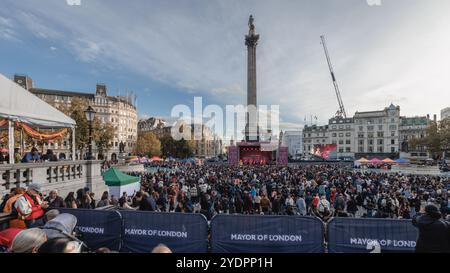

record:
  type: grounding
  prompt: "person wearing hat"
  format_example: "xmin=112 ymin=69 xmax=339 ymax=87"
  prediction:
xmin=412 ymin=204 xmax=450 ymax=253
xmin=14 ymin=183 xmax=49 ymax=228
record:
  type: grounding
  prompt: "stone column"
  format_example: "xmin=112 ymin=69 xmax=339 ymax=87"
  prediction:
xmin=245 ymin=16 xmax=260 ymax=142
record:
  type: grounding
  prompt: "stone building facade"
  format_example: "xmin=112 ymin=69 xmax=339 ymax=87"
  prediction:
xmin=14 ymin=75 xmax=138 ymax=161
xmin=441 ymin=107 xmax=450 ymax=120
xmin=303 ymin=125 xmax=329 ymax=155
xmin=353 ymin=104 xmax=400 ymax=159
xmin=328 ymin=117 xmax=354 ymax=159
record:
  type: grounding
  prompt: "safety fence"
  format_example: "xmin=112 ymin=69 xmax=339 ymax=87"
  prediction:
xmin=56 ymin=209 xmax=418 ymax=253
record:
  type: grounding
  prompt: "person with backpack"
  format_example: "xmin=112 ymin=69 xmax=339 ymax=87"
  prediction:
xmin=14 ymin=183 xmax=48 ymax=228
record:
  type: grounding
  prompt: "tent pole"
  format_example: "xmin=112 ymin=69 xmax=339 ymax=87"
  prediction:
xmin=8 ymin=120 xmax=14 ymax=164
xmin=72 ymin=127 xmax=76 ymax=161
xmin=20 ymin=128 xmax=24 ymax=156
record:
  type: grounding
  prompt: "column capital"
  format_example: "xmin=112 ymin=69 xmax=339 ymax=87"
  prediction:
xmin=245 ymin=34 xmax=260 ymax=47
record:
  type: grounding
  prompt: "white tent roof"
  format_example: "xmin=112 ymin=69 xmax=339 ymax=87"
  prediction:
xmin=0 ymin=73 xmax=75 ymax=127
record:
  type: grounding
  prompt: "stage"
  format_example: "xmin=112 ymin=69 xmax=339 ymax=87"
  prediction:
xmin=228 ymin=142 xmax=288 ymax=166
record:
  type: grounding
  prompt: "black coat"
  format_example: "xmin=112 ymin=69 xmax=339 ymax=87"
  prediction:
xmin=44 ymin=196 xmax=65 ymax=208
xmin=412 ymin=214 xmax=450 ymax=253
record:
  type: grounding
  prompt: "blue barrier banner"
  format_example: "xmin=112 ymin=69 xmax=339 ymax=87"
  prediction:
xmin=58 ymin=209 xmax=122 ymax=251
xmin=210 ymin=215 xmax=325 ymax=253
xmin=120 ymin=211 xmax=208 ymax=253
xmin=327 ymin=218 xmax=419 ymax=253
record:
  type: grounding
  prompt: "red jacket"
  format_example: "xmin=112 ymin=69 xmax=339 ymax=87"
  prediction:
xmin=0 ymin=228 xmax=22 ymax=248
xmin=19 ymin=193 xmax=45 ymax=221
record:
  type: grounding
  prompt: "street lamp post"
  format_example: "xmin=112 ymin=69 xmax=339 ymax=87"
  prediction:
xmin=84 ymin=106 xmax=96 ymax=160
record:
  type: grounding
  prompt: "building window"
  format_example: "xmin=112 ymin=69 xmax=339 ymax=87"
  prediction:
xmin=391 ymin=139 xmax=395 ymax=145
xmin=391 ymin=147 xmax=396 ymax=153
xmin=339 ymin=140 xmax=344 ymax=145
xmin=359 ymin=126 xmax=363 ymax=131
xmin=359 ymin=140 xmax=364 ymax=145
xmin=389 ymin=125 xmax=397 ymax=130
xmin=368 ymin=133 xmax=374 ymax=138
xmin=367 ymin=126 xmax=374 ymax=131
xmin=346 ymin=140 xmax=351 ymax=145
xmin=378 ymin=125 xmax=383 ymax=130
xmin=378 ymin=139 xmax=383 ymax=145
xmin=368 ymin=146 xmax=373 ymax=153
xmin=369 ymin=140 xmax=374 ymax=145
xmin=378 ymin=146 xmax=383 ymax=153
xmin=339 ymin=148 xmax=344 ymax=153
xmin=358 ymin=147 xmax=364 ymax=152
xmin=346 ymin=147 xmax=351 ymax=152
xmin=377 ymin=132 xmax=384 ymax=137
xmin=345 ymin=133 xmax=351 ymax=137
xmin=332 ymin=133 xmax=337 ymax=137
xmin=391 ymin=131 xmax=396 ymax=137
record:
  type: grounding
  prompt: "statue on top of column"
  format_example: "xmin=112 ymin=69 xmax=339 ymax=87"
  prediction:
xmin=248 ymin=15 xmax=255 ymax=35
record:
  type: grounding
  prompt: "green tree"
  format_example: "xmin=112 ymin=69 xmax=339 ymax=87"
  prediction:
xmin=54 ymin=98 xmax=89 ymax=157
xmin=160 ymin=135 xmax=194 ymax=158
xmin=93 ymin=119 xmax=116 ymax=159
xmin=412 ymin=118 xmax=450 ymax=159
xmin=439 ymin=118 xmax=450 ymax=157
xmin=135 ymin=132 xmax=161 ymax=157
xmin=52 ymin=98 xmax=115 ymax=159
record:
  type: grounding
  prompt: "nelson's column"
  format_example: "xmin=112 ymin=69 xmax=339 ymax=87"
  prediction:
xmin=245 ymin=15 xmax=260 ymax=142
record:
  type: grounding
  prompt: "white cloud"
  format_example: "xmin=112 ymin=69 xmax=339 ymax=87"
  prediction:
xmin=50 ymin=46 xmax=57 ymax=51
xmin=0 ymin=15 xmax=19 ymax=42
xmin=1 ymin=0 xmax=449 ymax=126
xmin=69 ymin=38 xmax=104 ymax=63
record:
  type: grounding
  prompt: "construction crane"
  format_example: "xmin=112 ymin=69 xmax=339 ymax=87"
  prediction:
xmin=320 ymin=35 xmax=347 ymax=119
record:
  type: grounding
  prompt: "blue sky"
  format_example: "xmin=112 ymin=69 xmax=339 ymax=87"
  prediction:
xmin=0 ymin=0 xmax=449 ymax=131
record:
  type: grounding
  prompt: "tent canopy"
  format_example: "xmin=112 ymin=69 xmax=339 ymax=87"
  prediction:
xmin=150 ymin=156 xmax=163 ymax=161
xmin=0 ymin=73 xmax=75 ymax=128
xmin=395 ymin=158 xmax=410 ymax=164
xmin=356 ymin=157 xmax=369 ymax=163
xmin=383 ymin=158 xmax=396 ymax=163
xmin=369 ymin=158 xmax=384 ymax=164
xmin=102 ymin=167 xmax=140 ymax=187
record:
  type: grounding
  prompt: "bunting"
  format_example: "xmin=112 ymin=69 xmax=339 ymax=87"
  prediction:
xmin=0 ymin=119 xmax=7 ymax=127
xmin=16 ymin=122 xmax=69 ymax=141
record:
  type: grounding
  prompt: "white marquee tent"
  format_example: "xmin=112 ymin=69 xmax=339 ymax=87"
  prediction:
xmin=0 ymin=73 xmax=76 ymax=163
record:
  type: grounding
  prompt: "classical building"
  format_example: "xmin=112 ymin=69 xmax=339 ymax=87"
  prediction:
xmin=303 ymin=125 xmax=329 ymax=155
xmin=353 ymin=104 xmax=400 ymax=159
xmin=399 ymin=115 xmax=432 ymax=160
xmin=191 ymin=124 xmax=223 ymax=158
xmin=441 ymin=107 xmax=450 ymax=120
xmin=14 ymin=74 xmax=138 ymax=161
xmin=300 ymin=104 xmax=435 ymax=160
xmin=138 ymin=117 xmax=223 ymax=158
xmin=137 ymin=117 xmax=170 ymax=138
xmin=328 ymin=117 xmax=354 ymax=158
xmin=282 ymin=130 xmax=303 ymax=158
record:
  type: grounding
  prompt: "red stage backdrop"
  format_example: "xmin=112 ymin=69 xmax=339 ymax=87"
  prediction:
xmin=313 ymin=144 xmax=338 ymax=160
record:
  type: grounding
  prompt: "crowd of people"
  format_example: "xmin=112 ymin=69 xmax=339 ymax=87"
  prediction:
xmin=0 ymin=162 xmax=449 ymax=253
xmin=124 ymin=163 xmax=449 ymax=222
xmin=0 ymin=147 xmax=64 ymax=164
